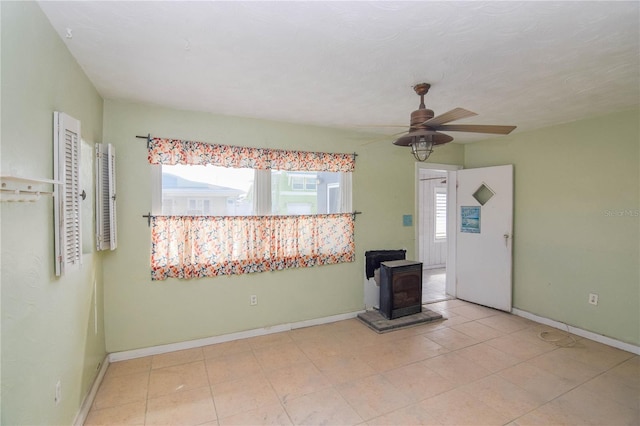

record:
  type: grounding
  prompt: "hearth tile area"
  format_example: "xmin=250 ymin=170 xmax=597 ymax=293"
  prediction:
xmin=357 ymin=308 xmax=443 ymax=333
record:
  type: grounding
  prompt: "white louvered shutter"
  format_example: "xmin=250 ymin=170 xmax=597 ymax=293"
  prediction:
xmin=95 ymin=143 xmax=117 ymax=250
xmin=434 ymin=188 xmax=447 ymax=241
xmin=54 ymin=112 xmax=82 ymax=276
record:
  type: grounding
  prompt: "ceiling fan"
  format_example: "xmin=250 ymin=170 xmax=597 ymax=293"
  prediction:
xmin=393 ymin=83 xmax=516 ymax=161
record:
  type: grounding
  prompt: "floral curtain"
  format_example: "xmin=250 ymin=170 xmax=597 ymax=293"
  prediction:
xmin=150 ymin=213 xmax=355 ymax=280
xmin=148 ymin=138 xmax=355 ymax=172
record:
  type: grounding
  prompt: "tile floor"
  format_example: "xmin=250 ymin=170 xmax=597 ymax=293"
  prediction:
xmin=86 ymin=299 xmax=639 ymax=425
xmin=422 ymin=268 xmax=449 ymax=304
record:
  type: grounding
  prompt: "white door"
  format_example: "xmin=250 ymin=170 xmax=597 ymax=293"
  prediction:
xmin=456 ymin=165 xmax=513 ymax=311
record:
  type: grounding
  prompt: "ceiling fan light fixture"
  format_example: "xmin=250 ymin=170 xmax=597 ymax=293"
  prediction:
xmin=410 ymin=135 xmax=434 ymax=162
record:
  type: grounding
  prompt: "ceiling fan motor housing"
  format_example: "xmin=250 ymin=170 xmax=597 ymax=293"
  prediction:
xmin=410 ymin=108 xmax=434 ymax=131
xmin=393 ymin=129 xmax=453 ymax=146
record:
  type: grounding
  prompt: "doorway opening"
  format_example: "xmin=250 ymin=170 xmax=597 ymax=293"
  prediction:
xmin=416 ymin=163 xmax=461 ymax=304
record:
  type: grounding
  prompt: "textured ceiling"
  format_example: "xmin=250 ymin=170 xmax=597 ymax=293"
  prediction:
xmin=38 ymin=1 xmax=639 ymax=143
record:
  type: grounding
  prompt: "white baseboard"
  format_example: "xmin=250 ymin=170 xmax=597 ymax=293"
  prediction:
xmin=73 ymin=354 xmax=110 ymax=426
xmin=512 ymin=308 xmax=640 ymax=355
xmin=109 ymin=310 xmax=364 ymax=362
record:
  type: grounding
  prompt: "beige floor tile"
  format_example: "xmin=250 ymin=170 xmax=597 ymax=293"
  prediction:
xmin=212 ymin=373 xmax=280 ymax=419
xmin=447 ymin=304 xmax=501 ymax=320
xmin=485 ymin=333 xmax=556 ymax=361
xmin=455 ymin=342 xmax=521 ymax=373
xmin=218 ymin=403 xmax=292 ymax=426
xmin=395 ymin=334 xmax=451 ymax=359
xmin=148 ymin=360 xmax=209 ymax=398
xmin=105 ymin=357 xmax=152 ymax=378
xmin=368 ymin=326 xmax=417 ymax=344
xmin=451 ymin=321 xmax=505 ymax=341
xmin=92 ymin=371 xmax=149 ymax=410
xmin=422 ymin=352 xmax=492 ymax=385
xmin=284 ymin=388 xmax=363 ymax=425
xmin=498 ymin=362 xmax=575 ymax=402
xmin=205 ymin=351 xmax=262 ymax=384
xmin=427 ymin=299 xmax=472 ymax=310
xmin=145 ymin=386 xmax=216 ymax=425
xmin=334 ymin=328 xmax=381 ymax=348
xmin=254 ymin=341 xmax=309 ymax=371
xmin=407 ymin=318 xmax=449 ymax=334
xmin=151 ymin=347 xmax=204 ymax=369
xmin=510 ymin=401 xmax=586 ymax=425
xmin=247 ymin=332 xmax=294 ymax=349
xmin=423 ymin=328 xmax=481 ymax=351
xmin=266 ymin=360 xmax=332 ymax=403
xmin=527 ymin=349 xmax=603 ymax=385
xmin=512 ymin=325 xmax=577 ymax=349
xmin=556 ymin=337 xmax=635 ymax=371
xmin=295 ymin=334 xmax=348 ymax=361
xmin=382 ymin=360 xmax=457 ymax=402
xmin=581 ymin=371 xmax=640 ymax=411
xmin=289 ymin=323 xmax=335 ymax=342
xmin=550 ymin=384 xmax=639 ymax=425
xmin=354 ymin=345 xmax=404 ymax=372
xmin=336 ymin=374 xmax=411 ymax=421
xmin=435 ymin=313 xmax=473 ymax=327
xmin=84 ymin=400 xmax=146 ymax=425
xmin=202 ymin=339 xmax=253 ymax=359
xmin=326 ymin=318 xmax=370 ymax=333
xmin=458 ymin=375 xmax=543 ymax=420
xmin=417 ymin=388 xmax=509 ymax=425
xmin=367 ymin=402 xmax=443 ymax=425
xmin=606 ymin=355 xmax=640 ymax=390
xmin=358 ymin=335 xmax=449 ymax=372
xmin=477 ymin=313 xmax=533 ymax=334
xmin=311 ymin=352 xmax=376 ymax=385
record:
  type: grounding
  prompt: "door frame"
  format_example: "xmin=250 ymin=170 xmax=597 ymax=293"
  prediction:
xmin=415 ymin=162 xmax=462 ymax=298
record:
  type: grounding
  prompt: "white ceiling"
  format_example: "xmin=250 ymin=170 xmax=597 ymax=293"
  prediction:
xmin=38 ymin=1 xmax=639 ymax=143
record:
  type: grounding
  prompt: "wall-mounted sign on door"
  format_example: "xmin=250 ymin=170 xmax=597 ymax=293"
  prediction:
xmin=461 ymin=206 xmax=481 ymax=233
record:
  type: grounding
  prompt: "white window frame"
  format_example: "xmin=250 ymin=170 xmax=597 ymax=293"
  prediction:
xmin=327 ymin=182 xmax=340 ymax=213
xmin=54 ymin=112 xmax=82 ymax=275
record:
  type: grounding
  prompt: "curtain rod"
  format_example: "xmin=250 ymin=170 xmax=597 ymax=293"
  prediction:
xmin=142 ymin=211 xmax=362 ymax=227
xmin=136 ymin=134 xmax=357 ymax=158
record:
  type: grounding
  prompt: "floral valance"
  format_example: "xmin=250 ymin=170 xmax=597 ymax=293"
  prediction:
xmin=147 ymin=137 xmax=355 ymax=172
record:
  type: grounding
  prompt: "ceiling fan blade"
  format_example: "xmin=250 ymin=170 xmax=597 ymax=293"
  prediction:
xmin=436 ymin=124 xmax=517 ymax=134
xmin=423 ymin=108 xmax=477 ymax=127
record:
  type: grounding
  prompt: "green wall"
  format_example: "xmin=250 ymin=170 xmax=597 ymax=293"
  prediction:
xmin=102 ymin=100 xmax=464 ymax=352
xmin=1 ymin=2 xmax=106 ymax=424
xmin=464 ymin=108 xmax=640 ymax=345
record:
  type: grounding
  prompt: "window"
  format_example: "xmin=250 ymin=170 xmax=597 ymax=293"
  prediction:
xmin=155 ymin=165 xmax=350 ymax=216
xmin=147 ymin=137 xmax=356 ymax=280
xmin=54 ymin=112 xmax=82 ymax=275
xmin=434 ymin=187 xmax=447 ymax=241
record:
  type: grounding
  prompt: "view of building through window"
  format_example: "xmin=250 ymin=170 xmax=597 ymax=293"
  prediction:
xmin=161 ymin=164 xmax=346 ymax=216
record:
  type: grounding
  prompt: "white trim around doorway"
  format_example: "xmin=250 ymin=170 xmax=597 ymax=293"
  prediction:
xmin=415 ymin=162 xmax=462 ymax=298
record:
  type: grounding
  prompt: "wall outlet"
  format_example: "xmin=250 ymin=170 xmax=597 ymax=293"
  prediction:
xmin=55 ymin=380 xmax=61 ymax=406
xmin=588 ymin=293 xmax=599 ymax=305
xmin=250 ymin=295 xmax=258 ymax=306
